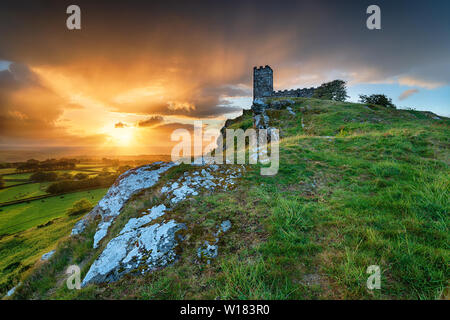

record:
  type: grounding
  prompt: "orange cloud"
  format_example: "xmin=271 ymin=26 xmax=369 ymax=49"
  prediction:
xmin=399 ymin=88 xmax=419 ymax=100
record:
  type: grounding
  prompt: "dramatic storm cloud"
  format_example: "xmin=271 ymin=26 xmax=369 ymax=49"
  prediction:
xmin=137 ymin=116 xmax=164 ymax=128
xmin=0 ymin=0 xmax=449 ymax=153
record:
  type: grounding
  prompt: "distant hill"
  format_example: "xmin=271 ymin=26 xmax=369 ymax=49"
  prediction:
xmin=0 ymin=148 xmax=171 ymax=163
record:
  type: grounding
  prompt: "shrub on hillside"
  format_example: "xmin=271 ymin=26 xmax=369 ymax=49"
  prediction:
xmin=66 ymin=198 xmax=93 ymax=216
xmin=74 ymin=173 xmax=89 ymax=180
xmin=30 ymin=171 xmax=59 ymax=182
xmin=359 ymin=94 xmax=396 ymax=108
xmin=46 ymin=175 xmax=117 ymax=194
xmin=97 ymin=171 xmax=112 ymax=177
xmin=0 ymin=177 xmax=4 ymax=188
xmin=313 ymin=79 xmax=349 ymax=102
xmin=117 ymin=165 xmax=132 ymax=174
xmin=15 ymin=159 xmax=77 ymax=173
xmin=58 ymin=172 xmax=73 ymax=180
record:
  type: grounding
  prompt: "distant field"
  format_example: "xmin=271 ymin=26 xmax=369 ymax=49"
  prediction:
xmin=0 ymin=168 xmax=16 ymax=175
xmin=0 ymin=188 xmax=108 ymax=235
xmin=3 ymin=180 xmax=28 ymax=187
xmin=0 ymin=188 xmax=108 ymax=293
xmin=76 ymin=164 xmax=108 ymax=168
xmin=1 ymin=164 xmax=115 ymax=177
xmin=51 ymin=170 xmax=98 ymax=176
xmin=0 ymin=182 xmax=51 ymax=203
xmin=0 ymin=162 xmax=119 ymax=294
xmin=0 ymin=165 xmax=117 ymax=191
xmin=1 ymin=173 xmax=32 ymax=180
xmin=0 ymin=163 xmax=118 ymax=205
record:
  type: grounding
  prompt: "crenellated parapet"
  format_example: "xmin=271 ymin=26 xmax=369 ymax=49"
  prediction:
xmin=271 ymin=87 xmax=315 ymax=98
xmin=253 ymin=65 xmax=315 ymax=100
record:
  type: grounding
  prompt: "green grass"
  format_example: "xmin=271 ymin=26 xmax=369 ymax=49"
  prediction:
xmin=0 ymin=188 xmax=108 ymax=295
xmin=0 ymin=188 xmax=108 ymax=235
xmin=2 ymin=180 xmax=28 ymax=187
xmin=2 ymin=173 xmax=32 ymax=180
xmin=0 ymin=168 xmax=17 ymax=175
xmin=9 ymin=98 xmax=450 ymax=300
xmin=0 ymin=165 xmax=117 ymax=202
xmin=1 ymin=164 xmax=115 ymax=180
xmin=0 ymin=182 xmax=51 ymax=203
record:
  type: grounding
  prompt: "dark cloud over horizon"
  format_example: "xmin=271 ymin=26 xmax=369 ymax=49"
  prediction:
xmin=137 ymin=116 xmax=164 ymax=128
xmin=0 ymin=0 xmax=449 ymax=148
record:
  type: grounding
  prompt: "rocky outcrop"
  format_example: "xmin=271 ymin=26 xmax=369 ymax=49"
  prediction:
xmin=71 ymin=162 xmax=178 ymax=248
xmin=40 ymin=250 xmax=55 ymax=261
xmin=73 ymin=96 xmax=297 ymax=286
xmin=81 ymin=164 xmax=244 ymax=286
xmin=160 ymin=165 xmax=243 ymax=203
xmin=82 ymin=204 xmax=186 ymax=285
xmin=250 ymin=98 xmax=294 ymax=142
xmin=4 ymin=282 xmax=20 ymax=298
xmin=197 ymin=220 xmax=232 ymax=264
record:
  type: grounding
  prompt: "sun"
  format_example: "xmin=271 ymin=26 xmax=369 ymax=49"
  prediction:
xmin=107 ymin=126 xmax=136 ymax=147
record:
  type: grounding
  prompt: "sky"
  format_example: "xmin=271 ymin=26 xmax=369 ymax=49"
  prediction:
xmin=0 ymin=0 xmax=449 ymax=158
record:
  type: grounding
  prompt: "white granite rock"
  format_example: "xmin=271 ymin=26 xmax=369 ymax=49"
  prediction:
xmin=197 ymin=220 xmax=232 ymax=263
xmin=41 ymin=250 xmax=55 ymax=261
xmin=5 ymin=282 xmax=20 ymax=298
xmin=82 ymin=206 xmax=185 ymax=286
xmin=81 ymin=163 xmax=243 ymax=285
xmin=160 ymin=165 xmax=242 ymax=204
xmin=71 ymin=162 xmax=178 ymax=247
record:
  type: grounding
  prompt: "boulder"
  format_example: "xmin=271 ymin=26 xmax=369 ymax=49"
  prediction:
xmin=269 ymin=99 xmax=295 ymax=109
xmin=81 ymin=165 xmax=245 ymax=285
xmin=82 ymin=214 xmax=186 ymax=285
xmin=251 ymin=98 xmax=268 ymax=114
xmin=197 ymin=220 xmax=232 ymax=263
xmin=71 ymin=162 xmax=178 ymax=248
xmin=40 ymin=250 xmax=55 ymax=261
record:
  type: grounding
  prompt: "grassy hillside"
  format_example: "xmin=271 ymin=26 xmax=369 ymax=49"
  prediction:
xmin=0 ymin=188 xmax=108 ymax=294
xmin=0 ymin=182 xmax=51 ymax=203
xmin=10 ymin=98 xmax=449 ymax=300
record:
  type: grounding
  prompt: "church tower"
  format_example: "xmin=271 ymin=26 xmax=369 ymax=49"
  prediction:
xmin=253 ymin=65 xmax=273 ymax=100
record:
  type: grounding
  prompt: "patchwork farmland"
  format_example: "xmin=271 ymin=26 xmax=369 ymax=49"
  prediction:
xmin=0 ymin=161 xmax=127 ymax=293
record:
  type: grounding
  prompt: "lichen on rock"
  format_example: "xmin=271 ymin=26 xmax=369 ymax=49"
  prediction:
xmin=82 ymin=217 xmax=186 ymax=286
xmin=71 ymin=161 xmax=178 ymax=247
xmin=197 ymin=220 xmax=232 ymax=264
xmin=81 ymin=163 xmax=244 ymax=285
xmin=40 ymin=250 xmax=55 ymax=261
xmin=160 ymin=165 xmax=244 ymax=204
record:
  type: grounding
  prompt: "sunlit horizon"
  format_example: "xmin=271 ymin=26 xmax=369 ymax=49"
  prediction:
xmin=1 ymin=1 xmax=449 ymax=161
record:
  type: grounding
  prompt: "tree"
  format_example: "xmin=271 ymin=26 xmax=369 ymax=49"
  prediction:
xmin=98 ymin=171 xmax=112 ymax=177
xmin=313 ymin=80 xmax=349 ymax=101
xmin=74 ymin=173 xmax=89 ymax=180
xmin=359 ymin=94 xmax=396 ymax=108
xmin=46 ymin=175 xmax=117 ymax=194
xmin=117 ymin=165 xmax=132 ymax=174
xmin=30 ymin=171 xmax=59 ymax=182
xmin=0 ymin=176 xmax=4 ymax=188
xmin=58 ymin=172 xmax=73 ymax=180
xmin=66 ymin=198 xmax=93 ymax=216
xmin=15 ymin=158 xmax=77 ymax=173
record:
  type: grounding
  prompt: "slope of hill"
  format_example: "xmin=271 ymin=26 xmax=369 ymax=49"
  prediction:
xmin=7 ymin=98 xmax=449 ymax=300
